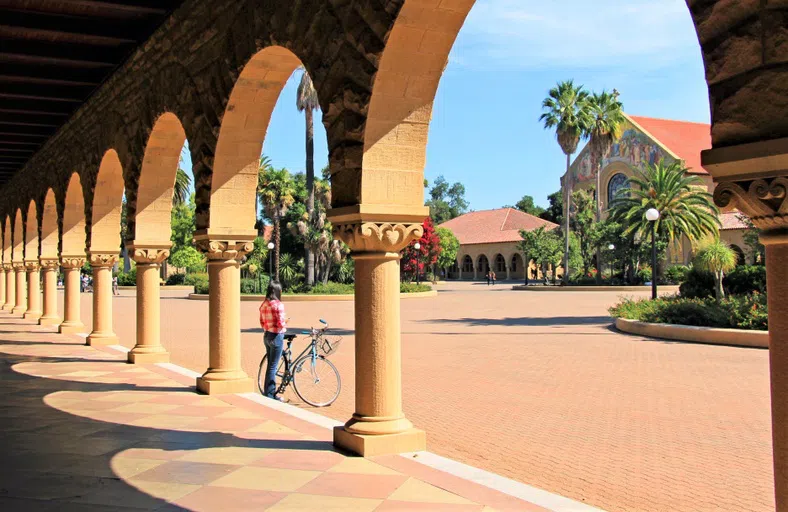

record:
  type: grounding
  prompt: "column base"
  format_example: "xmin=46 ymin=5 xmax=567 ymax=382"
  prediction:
xmin=23 ymin=311 xmax=41 ymax=321
xmin=86 ymin=332 xmax=119 ymax=346
xmin=12 ymin=306 xmax=26 ymax=315
xmin=58 ymin=321 xmax=86 ymax=334
xmin=128 ymin=348 xmax=170 ymax=364
xmin=2 ymin=304 xmax=13 ymax=312
xmin=196 ymin=373 xmax=253 ymax=395
xmin=333 ymin=426 xmax=426 ymax=457
xmin=39 ymin=316 xmax=61 ymax=326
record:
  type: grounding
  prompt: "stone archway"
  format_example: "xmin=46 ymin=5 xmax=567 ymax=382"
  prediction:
xmin=11 ymin=209 xmax=25 ymax=315
xmin=23 ymin=200 xmax=41 ymax=320
xmin=511 ymin=253 xmax=525 ymax=281
xmin=1 ymin=216 xmax=11 ymax=311
xmin=39 ymin=189 xmax=59 ymax=325
xmin=60 ymin=173 xmax=87 ymax=334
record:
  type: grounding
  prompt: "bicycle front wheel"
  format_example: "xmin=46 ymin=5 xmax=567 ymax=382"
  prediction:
xmin=292 ymin=355 xmax=341 ymax=407
xmin=257 ymin=354 xmax=288 ymax=397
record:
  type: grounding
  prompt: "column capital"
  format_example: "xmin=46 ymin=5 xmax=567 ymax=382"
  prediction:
xmin=128 ymin=243 xmax=171 ymax=265
xmin=11 ymin=261 xmax=24 ymax=270
xmin=1 ymin=263 xmax=10 ymax=271
xmin=88 ymin=252 xmax=118 ymax=268
xmin=714 ymin=176 xmax=788 ymax=244
xmin=39 ymin=258 xmax=59 ymax=269
xmin=333 ymin=221 xmax=424 ymax=253
xmin=23 ymin=260 xmax=40 ymax=271
xmin=194 ymin=236 xmax=254 ymax=261
xmin=60 ymin=256 xmax=86 ymax=269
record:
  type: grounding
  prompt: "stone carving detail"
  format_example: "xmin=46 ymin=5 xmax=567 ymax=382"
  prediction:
xmin=714 ymin=177 xmax=788 ymax=233
xmin=60 ymin=257 xmax=87 ymax=269
xmin=333 ymin=222 xmax=424 ymax=253
xmin=131 ymin=247 xmax=170 ymax=265
xmin=89 ymin=253 xmax=119 ymax=268
xmin=195 ymin=240 xmax=255 ymax=261
xmin=23 ymin=260 xmax=40 ymax=271
xmin=39 ymin=258 xmax=60 ymax=269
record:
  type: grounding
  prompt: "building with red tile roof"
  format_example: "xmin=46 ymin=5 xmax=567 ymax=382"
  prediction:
xmin=439 ymin=208 xmax=559 ymax=281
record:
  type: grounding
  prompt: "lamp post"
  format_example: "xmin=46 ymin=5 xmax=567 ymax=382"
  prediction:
xmin=267 ymin=241 xmax=275 ymax=279
xmin=607 ymin=243 xmax=615 ymax=281
xmin=414 ymin=242 xmax=421 ymax=285
xmin=645 ymin=208 xmax=660 ymax=299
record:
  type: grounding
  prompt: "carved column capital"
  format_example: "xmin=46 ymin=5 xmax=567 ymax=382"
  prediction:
xmin=1 ymin=263 xmax=10 ymax=271
xmin=333 ymin=222 xmax=424 ymax=254
xmin=24 ymin=260 xmax=40 ymax=271
xmin=88 ymin=252 xmax=119 ymax=268
xmin=714 ymin=176 xmax=788 ymax=244
xmin=39 ymin=258 xmax=60 ymax=270
xmin=195 ymin=238 xmax=254 ymax=261
xmin=60 ymin=257 xmax=86 ymax=269
xmin=129 ymin=246 xmax=170 ymax=265
xmin=11 ymin=261 xmax=25 ymax=270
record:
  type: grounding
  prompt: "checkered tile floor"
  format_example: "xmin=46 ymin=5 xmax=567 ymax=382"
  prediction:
xmin=0 ymin=316 xmax=547 ymax=511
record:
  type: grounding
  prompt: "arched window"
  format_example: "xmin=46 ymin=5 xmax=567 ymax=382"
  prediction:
xmin=607 ymin=173 xmax=630 ymax=203
xmin=462 ymin=255 xmax=473 ymax=272
xmin=494 ymin=254 xmax=506 ymax=272
xmin=510 ymin=255 xmax=518 ymax=272
xmin=477 ymin=255 xmax=490 ymax=273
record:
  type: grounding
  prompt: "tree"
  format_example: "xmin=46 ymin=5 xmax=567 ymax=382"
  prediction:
xmin=512 ymin=195 xmax=545 ymax=217
xmin=170 ymin=246 xmax=206 ymax=273
xmin=297 ymin=68 xmax=320 ymax=286
xmin=693 ymin=238 xmax=737 ymax=300
xmin=401 ymin=218 xmax=441 ymax=281
xmin=608 ymin=160 xmax=720 ymax=247
xmin=740 ymin=214 xmax=764 ymax=264
xmin=540 ymin=191 xmax=563 ymax=224
xmin=519 ymin=226 xmax=563 ymax=284
xmin=426 ymin=176 xmax=469 ymax=224
xmin=540 ymin=80 xmax=590 ymax=284
xmin=288 ymin=178 xmax=341 ymax=285
xmin=586 ymin=90 xmax=625 ymax=220
xmin=257 ymin=162 xmax=296 ymax=281
xmin=435 ymin=227 xmax=459 ymax=275
xmin=569 ymin=188 xmax=598 ymax=277
xmin=173 ymin=168 xmax=191 ymax=207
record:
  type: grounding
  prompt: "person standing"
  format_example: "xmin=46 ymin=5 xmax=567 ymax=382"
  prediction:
xmin=259 ymin=281 xmax=287 ymax=401
xmin=112 ymin=274 xmax=119 ymax=296
xmin=491 ymin=270 xmax=497 ymax=286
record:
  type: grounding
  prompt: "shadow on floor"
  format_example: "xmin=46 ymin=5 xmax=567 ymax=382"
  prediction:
xmin=421 ymin=316 xmax=613 ymax=327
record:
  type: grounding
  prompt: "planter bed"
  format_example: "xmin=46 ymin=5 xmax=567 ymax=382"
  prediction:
xmin=615 ymin=317 xmax=767 ymax=349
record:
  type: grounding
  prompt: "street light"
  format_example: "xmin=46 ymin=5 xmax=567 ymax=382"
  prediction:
xmin=414 ymin=242 xmax=421 ymax=285
xmin=645 ymin=208 xmax=660 ymax=299
xmin=267 ymin=241 xmax=275 ymax=278
xmin=607 ymin=244 xmax=615 ymax=281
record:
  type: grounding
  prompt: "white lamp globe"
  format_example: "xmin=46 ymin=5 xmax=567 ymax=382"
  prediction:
xmin=645 ymin=208 xmax=660 ymax=222
xmin=267 ymin=242 xmax=275 ymax=250
xmin=608 ymin=244 xmax=615 ymax=250
xmin=414 ymin=242 xmax=421 ymax=250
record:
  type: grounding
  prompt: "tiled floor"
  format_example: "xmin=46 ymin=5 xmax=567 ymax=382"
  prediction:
xmin=0 ymin=315 xmax=548 ymax=511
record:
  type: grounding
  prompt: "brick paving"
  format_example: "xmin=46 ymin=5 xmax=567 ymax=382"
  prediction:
xmin=0 ymin=315 xmax=548 ymax=511
xmin=68 ymin=282 xmax=774 ymax=511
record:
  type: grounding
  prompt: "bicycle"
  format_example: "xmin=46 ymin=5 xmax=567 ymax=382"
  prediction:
xmin=257 ymin=319 xmax=342 ymax=407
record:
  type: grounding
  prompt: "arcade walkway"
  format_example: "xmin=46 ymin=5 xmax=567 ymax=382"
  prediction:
xmin=0 ymin=315 xmax=591 ymax=512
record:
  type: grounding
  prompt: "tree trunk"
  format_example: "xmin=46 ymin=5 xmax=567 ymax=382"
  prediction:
xmin=305 ymin=108 xmax=315 ymax=286
xmin=716 ymin=271 xmax=725 ymax=301
xmin=122 ymin=246 xmax=131 ymax=272
xmin=563 ymin=152 xmax=571 ymax=284
xmin=274 ymin=219 xmax=281 ymax=281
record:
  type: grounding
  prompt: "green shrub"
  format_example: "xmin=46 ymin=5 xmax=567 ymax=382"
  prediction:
xmin=184 ymin=272 xmax=209 ymax=294
xmin=636 ymin=266 xmax=652 ymax=283
xmin=306 ymin=282 xmax=355 ymax=295
xmin=400 ymin=282 xmax=431 ymax=293
xmin=166 ymin=273 xmax=186 ymax=285
xmin=117 ymin=268 xmax=137 ymax=286
xmin=724 ymin=265 xmax=766 ymax=296
xmin=240 ymin=275 xmax=270 ymax=295
xmin=679 ymin=267 xmax=715 ymax=299
xmin=610 ymin=293 xmax=767 ymax=331
xmin=665 ymin=265 xmax=689 ymax=284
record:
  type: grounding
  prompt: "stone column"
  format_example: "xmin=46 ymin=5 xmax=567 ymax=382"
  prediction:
xmin=3 ymin=263 xmax=15 ymax=312
xmin=0 ymin=265 xmax=6 ymax=309
xmin=332 ymin=222 xmax=427 ymax=456
xmin=86 ymin=253 xmax=118 ymax=346
xmin=12 ymin=263 xmax=26 ymax=315
xmin=194 ymin=238 xmax=254 ymax=394
xmin=39 ymin=258 xmax=60 ymax=325
xmin=58 ymin=257 xmax=85 ymax=334
xmin=506 ymin=263 xmax=511 ymax=281
xmin=23 ymin=261 xmax=41 ymax=321
xmin=127 ymin=245 xmax=170 ymax=364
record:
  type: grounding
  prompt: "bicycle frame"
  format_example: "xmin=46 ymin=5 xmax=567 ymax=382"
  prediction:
xmin=276 ymin=322 xmax=329 ymax=394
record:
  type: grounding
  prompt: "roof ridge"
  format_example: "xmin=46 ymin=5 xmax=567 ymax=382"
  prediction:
xmin=628 ymin=114 xmax=710 ymax=127
xmin=500 ymin=207 xmax=511 ymax=231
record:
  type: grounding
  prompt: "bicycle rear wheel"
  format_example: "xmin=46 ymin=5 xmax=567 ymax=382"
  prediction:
xmin=292 ymin=355 xmax=341 ymax=407
xmin=257 ymin=354 xmax=288 ymax=397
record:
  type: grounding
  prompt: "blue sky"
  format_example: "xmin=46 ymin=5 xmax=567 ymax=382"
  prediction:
xmin=183 ymin=0 xmax=709 ymax=211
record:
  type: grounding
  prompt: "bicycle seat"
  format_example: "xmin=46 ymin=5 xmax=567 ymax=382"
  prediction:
xmin=284 ymin=334 xmax=296 ymax=341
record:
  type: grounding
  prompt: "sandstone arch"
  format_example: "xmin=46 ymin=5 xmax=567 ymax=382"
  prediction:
xmin=134 ymin=113 xmax=187 ymax=245
xmin=12 ymin=209 xmax=23 ymax=263
xmin=62 ymin=173 xmax=86 ymax=257
xmin=40 ymin=190 xmax=57 ymax=260
xmin=202 ymin=46 xmax=304 ymax=236
xmin=90 ymin=150 xmax=125 ymax=254
xmin=24 ymin=200 xmax=38 ymax=261
xmin=2 ymin=216 xmax=10 ymax=266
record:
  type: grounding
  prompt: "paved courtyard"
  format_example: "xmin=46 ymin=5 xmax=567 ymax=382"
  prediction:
xmin=64 ymin=282 xmax=773 ymax=512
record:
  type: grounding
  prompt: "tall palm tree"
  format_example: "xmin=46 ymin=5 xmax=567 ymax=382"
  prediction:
xmin=257 ymin=161 xmax=295 ymax=281
xmin=297 ymin=68 xmax=320 ymax=286
xmin=609 ymin=160 xmax=721 ymax=277
xmin=173 ymin=168 xmax=191 ymax=207
xmin=540 ymin=80 xmax=590 ymax=283
xmin=586 ymin=90 xmax=625 ymax=220
xmin=693 ymin=238 xmax=737 ymax=301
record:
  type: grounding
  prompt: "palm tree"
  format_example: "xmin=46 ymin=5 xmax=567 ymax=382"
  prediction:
xmin=609 ymin=160 xmax=721 ymax=278
xmin=586 ymin=90 xmax=625 ymax=219
xmin=693 ymin=238 xmax=737 ymax=301
xmin=539 ymin=80 xmax=590 ymax=283
xmin=257 ymin=161 xmax=295 ymax=281
xmin=297 ymin=68 xmax=320 ymax=286
xmin=173 ymin=168 xmax=191 ymax=207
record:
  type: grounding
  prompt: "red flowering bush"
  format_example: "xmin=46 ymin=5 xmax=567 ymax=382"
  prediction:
xmin=401 ymin=217 xmax=441 ymax=280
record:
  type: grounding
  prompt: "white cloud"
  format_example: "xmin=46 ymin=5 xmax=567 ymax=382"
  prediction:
xmin=451 ymin=0 xmax=702 ymax=70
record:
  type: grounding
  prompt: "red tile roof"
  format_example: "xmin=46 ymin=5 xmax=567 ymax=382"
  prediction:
xmin=628 ymin=115 xmax=711 ymax=175
xmin=720 ymin=211 xmax=749 ymax=231
xmin=438 ymin=208 xmax=558 ymax=245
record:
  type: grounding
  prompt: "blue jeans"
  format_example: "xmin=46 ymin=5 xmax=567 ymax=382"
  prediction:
xmin=263 ymin=332 xmax=284 ymax=398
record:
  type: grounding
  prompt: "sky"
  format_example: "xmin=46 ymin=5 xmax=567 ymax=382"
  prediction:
xmin=182 ymin=0 xmax=709 ymax=211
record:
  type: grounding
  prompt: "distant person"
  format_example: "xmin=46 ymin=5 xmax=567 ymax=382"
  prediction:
xmin=259 ymin=281 xmax=287 ymax=401
xmin=112 ymin=275 xmax=119 ymax=296
xmin=490 ymin=271 xmax=497 ymax=286
xmin=485 ymin=270 xmax=490 ymax=286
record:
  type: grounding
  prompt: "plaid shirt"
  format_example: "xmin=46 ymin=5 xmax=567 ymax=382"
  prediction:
xmin=259 ymin=299 xmax=287 ymax=333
